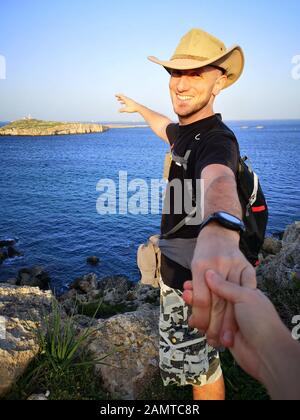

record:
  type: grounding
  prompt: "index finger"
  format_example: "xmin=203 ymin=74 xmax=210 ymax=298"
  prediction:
xmin=189 ymin=268 xmax=212 ymax=332
xmin=205 ymin=270 xmax=250 ymax=304
xmin=115 ymin=93 xmax=125 ymax=100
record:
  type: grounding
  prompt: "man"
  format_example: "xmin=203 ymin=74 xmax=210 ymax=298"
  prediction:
xmin=116 ymin=28 xmax=256 ymax=401
xmin=183 ymin=271 xmax=300 ymax=400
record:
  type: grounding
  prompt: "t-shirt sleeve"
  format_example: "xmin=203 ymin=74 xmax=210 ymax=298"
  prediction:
xmin=195 ymin=132 xmax=240 ymax=178
xmin=166 ymin=123 xmax=179 ymax=146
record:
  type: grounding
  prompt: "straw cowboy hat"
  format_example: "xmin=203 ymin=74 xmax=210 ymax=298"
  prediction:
xmin=148 ymin=28 xmax=245 ymax=89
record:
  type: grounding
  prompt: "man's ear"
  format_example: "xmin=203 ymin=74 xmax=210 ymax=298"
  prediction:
xmin=213 ymin=75 xmax=227 ymax=96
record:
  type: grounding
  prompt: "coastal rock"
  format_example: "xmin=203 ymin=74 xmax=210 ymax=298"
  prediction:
xmin=0 ymin=285 xmax=52 ymax=397
xmin=0 ymin=240 xmax=16 ymax=248
xmin=133 ymin=283 xmax=160 ymax=306
xmin=7 ymin=247 xmax=23 ymax=259
xmin=60 ymin=275 xmax=160 ymax=318
xmin=70 ymin=273 xmax=98 ymax=294
xmin=99 ymin=276 xmax=134 ymax=305
xmin=0 ymin=239 xmax=22 ymax=265
xmin=0 ymin=250 xmax=8 ymax=264
xmin=5 ymin=278 xmax=18 ymax=286
xmin=0 ymin=120 xmax=109 ymax=137
xmin=87 ymin=306 xmax=160 ymax=400
xmin=262 ymin=237 xmax=282 ymax=255
xmin=257 ymin=222 xmax=300 ymax=288
xmin=16 ymin=267 xmax=50 ymax=291
xmin=283 ymin=221 xmax=300 ymax=244
xmin=87 ymin=256 xmax=100 ymax=266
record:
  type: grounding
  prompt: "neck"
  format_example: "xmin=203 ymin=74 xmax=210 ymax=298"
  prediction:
xmin=179 ymin=103 xmax=215 ymax=126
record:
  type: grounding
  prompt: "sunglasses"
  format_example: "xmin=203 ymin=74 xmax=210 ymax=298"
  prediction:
xmin=168 ymin=65 xmax=227 ymax=77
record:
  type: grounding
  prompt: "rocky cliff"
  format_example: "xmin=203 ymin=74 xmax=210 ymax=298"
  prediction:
xmin=0 ymin=222 xmax=299 ymax=400
xmin=0 ymin=119 xmax=108 ymax=136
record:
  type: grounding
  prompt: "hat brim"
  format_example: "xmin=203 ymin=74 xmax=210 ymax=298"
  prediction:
xmin=148 ymin=45 xmax=244 ymax=89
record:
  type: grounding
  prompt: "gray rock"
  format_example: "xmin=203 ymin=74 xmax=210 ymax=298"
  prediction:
xmin=134 ymin=283 xmax=160 ymax=306
xmin=99 ymin=276 xmax=134 ymax=305
xmin=0 ymin=240 xmax=16 ymax=248
xmin=0 ymin=250 xmax=8 ymax=263
xmin=283 ymin=221 xmax=300 ymax=245
xmin=6 ymin=278 xmax=18 ymax=286
xmin=87 ymin=306 xmax=160 ymax=400
xmin=17 ymin=267 xmax=50 ymax=291
xmin=30 ymin=266 xmax=46 ymax=277
xmin=87 ymin=256 xmax=100 ymax=266
xmin=257 ymin=223 xmax=300 ymax=287
xmin=7 ymin=247 xmax=23 ymax=259
xmin=262 ymin=237 xmax=282 ymax=255
xmin=0 ymin=285 xmax=53 ymax=397
xmin=60 ymin=276 xmax=159 ymax=318
xmin=58 ymin=288 xmax=81 ymax=315
xmin=70 ymin=273 xmax=98 ymax=294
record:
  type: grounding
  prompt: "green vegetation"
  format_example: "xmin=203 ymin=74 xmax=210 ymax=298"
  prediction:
xmin=0 ymin=119 xmax=66 ymax=130
xmin=3 ymin=277 xmax=298 ymax=401
xmin=78 ymin=300 xmax=137 ymax=319
xmin=4 ymin=353 xmax=110 ymax=401
xmin=139 ymin=351 xmax=269 ymax=401
xmin=2 ymin=300 xmax=112 ymax=401
xmin=220 ymin=351 xmax=269 ymax=400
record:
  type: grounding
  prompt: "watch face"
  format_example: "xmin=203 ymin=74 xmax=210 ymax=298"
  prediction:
xmin=219 ymin=212 xmax=241 ymax=224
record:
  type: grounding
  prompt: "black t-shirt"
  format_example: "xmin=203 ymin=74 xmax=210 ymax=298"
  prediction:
xmin=161 ymin=114 xmax=240 ymax=290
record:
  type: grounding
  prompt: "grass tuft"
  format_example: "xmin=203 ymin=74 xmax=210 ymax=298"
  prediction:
xmin=2 ymin=299 xmax=112 ymax=400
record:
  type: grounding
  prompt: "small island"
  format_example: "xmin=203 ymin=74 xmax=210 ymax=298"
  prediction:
xmin=0 ymin=118 xmax=109 ymax=137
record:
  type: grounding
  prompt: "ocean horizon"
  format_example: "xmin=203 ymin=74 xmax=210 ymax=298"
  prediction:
xmin=2 ymin=119 xmax=300 ymax=126
xmin=0 ymin=119 xmax=299 ymax=292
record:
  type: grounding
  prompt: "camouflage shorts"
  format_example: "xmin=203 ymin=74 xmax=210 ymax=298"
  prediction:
xmin=159 ymin=280 xmax=222 ymax=387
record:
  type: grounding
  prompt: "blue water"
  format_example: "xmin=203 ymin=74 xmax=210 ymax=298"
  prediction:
xmin=0 ymin=121 xmax=299 ymax=292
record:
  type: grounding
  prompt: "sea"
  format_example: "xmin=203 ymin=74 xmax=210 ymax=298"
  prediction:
xmin=0 ymin=120 xmax=299 ymax=293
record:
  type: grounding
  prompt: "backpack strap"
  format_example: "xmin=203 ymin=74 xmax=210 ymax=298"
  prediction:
xmin=249 ymin=171 xmax=259 ymax=206
xmin=171 ymin=150 xmax=192 ymax=171
xmin=162 ymin=128 xmax=239 ymax=239
xmin=161 ymin=207 xmax=197 ymax=240
xmin=241 ymin=156 xmax=259 ymax=216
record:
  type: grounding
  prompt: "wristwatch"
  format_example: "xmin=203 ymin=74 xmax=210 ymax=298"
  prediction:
xmin=201 ymin=212 xmax=246 ymax=234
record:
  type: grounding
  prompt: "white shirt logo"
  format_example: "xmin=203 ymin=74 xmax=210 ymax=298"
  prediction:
xmin=195 ymin=133 xmax=201 ymax=141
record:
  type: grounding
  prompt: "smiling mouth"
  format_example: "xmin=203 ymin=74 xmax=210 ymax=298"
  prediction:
xmin=176 ymin=94 xmax=193 ymax=102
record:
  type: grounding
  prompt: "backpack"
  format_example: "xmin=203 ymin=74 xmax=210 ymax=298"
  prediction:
xmin=237 ymin=156 xmax=269 ymax=266
xmin=169 ymin=129 xmax=269 ymax=267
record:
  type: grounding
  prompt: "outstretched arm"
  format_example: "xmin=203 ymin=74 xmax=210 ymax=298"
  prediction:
xmin=115 ymin=94 xmax=172 ymax=144
xmin=183 ymin=271 xmax=300 ymax=401
xmin=190 ymin=164 xmax=256 ymax=349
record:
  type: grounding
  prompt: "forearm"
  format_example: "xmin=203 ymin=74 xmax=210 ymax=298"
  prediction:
xmin=260 ymin=329 xmax=300 ymax=400
xmin=203 ymin=175 xmax=242 ymax=220
xmin=136 ymin=103 xmax=172 ymax=143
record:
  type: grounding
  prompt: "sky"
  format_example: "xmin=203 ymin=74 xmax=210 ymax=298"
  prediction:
xmin=0 ymin=0 xmax=300 ymax=122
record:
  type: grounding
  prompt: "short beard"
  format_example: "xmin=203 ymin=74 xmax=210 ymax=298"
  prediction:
xmin=174 ymin=98 xmax=211 ymax=120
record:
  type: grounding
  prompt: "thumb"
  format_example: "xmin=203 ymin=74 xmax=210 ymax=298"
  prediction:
xmin=205 ymin=270 xmax=247 ymax=305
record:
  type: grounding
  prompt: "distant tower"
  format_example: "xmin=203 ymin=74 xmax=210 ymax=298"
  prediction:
xmin=23 ymin=114 xmax=32 ymax=120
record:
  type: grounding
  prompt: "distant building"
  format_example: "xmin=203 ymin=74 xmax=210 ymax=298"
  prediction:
xmin=23 ymin=114 xmax=33 ymax=120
